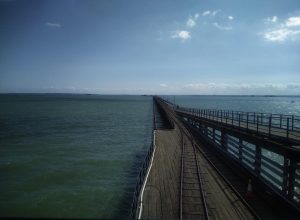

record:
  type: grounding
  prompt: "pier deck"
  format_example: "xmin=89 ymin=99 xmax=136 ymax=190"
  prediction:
xmin=132 ymin=97 xmax=300 ymax=219
xmin=139 ymin=99 xmax=257 ymax=219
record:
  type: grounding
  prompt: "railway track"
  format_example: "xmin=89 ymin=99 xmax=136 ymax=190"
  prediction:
xmin=177 ymin=123 xmax=259 ymax=220
xmin=180 ymin=127 xmax=210 ymax=220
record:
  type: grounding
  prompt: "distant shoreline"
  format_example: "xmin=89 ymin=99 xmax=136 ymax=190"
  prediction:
xmin=0 ymin=93 xmax=299 ymax=97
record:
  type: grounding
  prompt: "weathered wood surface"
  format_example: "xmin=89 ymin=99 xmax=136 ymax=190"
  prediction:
xmin=140 ymin=109 xmax=256 ymax=219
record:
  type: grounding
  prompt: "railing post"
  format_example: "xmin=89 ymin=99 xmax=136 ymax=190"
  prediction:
xmin=268 ymin=115 xmax=272 ymax=137
xmin=255 ymin=145 xmax=261 ymax=175
xmin=232 ymin=111 xmax=234 ymax=125
xmin=282 ymin=157 xmax=289 ymax=195
xmin=292 ymin=115 xmax=294 ymax=131
xmin=257 ymin=115 xmax=259 ymax=134
xmin=238 ymin=114 xmax=241 ymax=127
xmin=221 ymin=110 xmax=223 ymax=123
xmin=287 ymin=159 xmax=296 ymax=199
xmin=280 ymin=115 xmax=282 ymax=128
xmin=221 ymin=131 xmax=227 ymax=150
xmin=239 ymin=138 xmax=243 ymax=161
xmin=287 ymin=118 xmax=290 ymax=139
xmin=246 ymin=112 xmax=249 ymax=129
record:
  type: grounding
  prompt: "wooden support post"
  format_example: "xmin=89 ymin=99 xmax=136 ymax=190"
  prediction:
xmin=239 ymin=138 xmax=243 ymax=161
xmin=282 ymin=157 xmax=289 ymax=195
xmin=221 ymin=131 xmax=227 ymax=150
xmin=287 ymin=159 xmax=296 ymax=199
xmin=255 ymin=145 xmax=261 ymax=175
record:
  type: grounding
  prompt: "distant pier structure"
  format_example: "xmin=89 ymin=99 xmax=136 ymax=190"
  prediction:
xmin=131 ymin=96 xmax=300 ymax=219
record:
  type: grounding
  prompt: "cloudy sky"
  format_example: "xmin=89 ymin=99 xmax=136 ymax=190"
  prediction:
xmin=0 ymin=0 xmax=299 ymax=95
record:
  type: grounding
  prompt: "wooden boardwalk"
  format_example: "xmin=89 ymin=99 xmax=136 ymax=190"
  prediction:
xmin=139 ymin=101 xmax=257 ymax=219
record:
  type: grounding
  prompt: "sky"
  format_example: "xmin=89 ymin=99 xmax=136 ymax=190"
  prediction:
xmin=0 ymin=0 xmax=300 ymax=95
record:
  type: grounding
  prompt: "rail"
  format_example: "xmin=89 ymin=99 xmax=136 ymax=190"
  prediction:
xmin=130 ymin=98 xmax=156 ymax=219
xmin=162 ymin=99 xmax=300 ymax=143
xmin=179 ymin=127 xmax=210 ymax=220
xmin=180 ymin=111 xmax=300 ymax=211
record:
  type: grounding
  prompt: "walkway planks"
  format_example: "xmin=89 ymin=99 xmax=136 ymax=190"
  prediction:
xmin=139 ymin=105 xmax=256 ymax=219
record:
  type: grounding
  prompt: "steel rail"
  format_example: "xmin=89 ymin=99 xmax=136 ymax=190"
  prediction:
xmin=182 ymin=120 xmax=261 ymax=220
xmin=178 ymin=126 xmax=210 ymax=220
xmin=192 ymin=140 xmax=210 ymax=220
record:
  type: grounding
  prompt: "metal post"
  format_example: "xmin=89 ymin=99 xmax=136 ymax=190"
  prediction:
xmin=246 ymin=112 xmax=249 ymax=129
xmin=257 ymin=115 xmax=259 ymax=134
xmin=282 ymin=157 xmax=289 ymax=195
xmin=292 ymin=115 xmax=294 ymax=131
xmin=287 ymin=118 xmax=290 ymax=139
xmin=221 ymin=131 xmax=227 ymax=150
xmin=221 ymin=110 xmax=223 ymax=123
xmin=269 ymin=115 xmax=272 ymax=137
xmin=287 ymin=159 xmax=296 ymax=199
xmin=232 ymin=111 xmax=234 ymax=125
xmin=280 ymin=115 xmax=282 ymax=128
xmin=255 ymin=145 xmax=261 ymax=175
xmin=238 ymin=114 xmax=241 ymax=127
xmin=239 ymin=138 xmax=243 ymax=161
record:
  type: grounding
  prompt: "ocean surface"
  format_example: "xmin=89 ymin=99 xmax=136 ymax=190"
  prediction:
xmin=0 ymin=94 xmax=153 ymax=218
xmin=1 ymin=94 xmax=300 ymax=218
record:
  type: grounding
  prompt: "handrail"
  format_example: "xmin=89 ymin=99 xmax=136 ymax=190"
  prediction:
xmin=160 ymin=98 xmax=300 ymax=143
xmin=180 ymin=111 xmax=300 ymax=211
xmin=130 ymin=98 xmax=157 ymax=219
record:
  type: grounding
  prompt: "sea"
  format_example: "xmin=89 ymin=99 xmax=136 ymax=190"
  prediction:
xmin=0 ymin=94 xmax=299 ymax=218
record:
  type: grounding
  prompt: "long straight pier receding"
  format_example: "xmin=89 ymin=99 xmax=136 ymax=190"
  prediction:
xmin=131 ymin=96 xmax=300 ymax=220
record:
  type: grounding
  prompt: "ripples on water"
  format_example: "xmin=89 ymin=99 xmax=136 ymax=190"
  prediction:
xmin=0 ymin=94 xmax=153 ymax=218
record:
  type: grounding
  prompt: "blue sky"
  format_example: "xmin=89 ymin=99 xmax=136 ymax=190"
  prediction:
xmin=0 ymin=0 xmax=299 ymax=95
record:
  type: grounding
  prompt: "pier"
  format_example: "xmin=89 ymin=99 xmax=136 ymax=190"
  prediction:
xmin=131 ymin=96 xmax=300 ymax=219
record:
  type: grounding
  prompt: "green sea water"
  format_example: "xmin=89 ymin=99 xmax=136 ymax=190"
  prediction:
xmin=0 ymin=94 xmax=153 ymax=218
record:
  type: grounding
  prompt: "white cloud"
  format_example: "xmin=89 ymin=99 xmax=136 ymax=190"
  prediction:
xmin=202 ymin=10 xmax=211 ymax=16
xmin=171 ymin=30 xmax=191 ymax=42
xmin=213 ymin=22 xmax=232 ymax=31
xmin=228 ymin=16 xmax=234 ymax=20
xmin=263 ymin=16 xmax=300 ymax=42
xmin=45 ymin=22 xmax=61 ymax=28
xmin=266 ymin=16 xmax=278 ymax=23
xmin=264 ymin=28 xmax=300 ymax=42
xmin=202 ymin=10 xmax=220 ymax=17
xmin=194 ymin=13 xmax=199 ymax=19
xmin=211 ymin=10 xmax=220 ymax=16
xmin=186 ymin=18 xmax=196 ymax=27
xmin=159 ymin=83 xmax=168 ymax=88
xmin=285 ymin=17 xmax=300 ymax=27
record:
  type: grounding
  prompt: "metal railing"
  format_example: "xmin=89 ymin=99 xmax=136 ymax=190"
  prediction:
xmin=175 ymin=106 xmax=300 ymax=143
xmin=130 ymin=138 xmax=154 ymax=219
xmin=130 ymin=98 xmax=157 ymax=219
xmin=182 ymin=115 xmax=300 ymax=210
